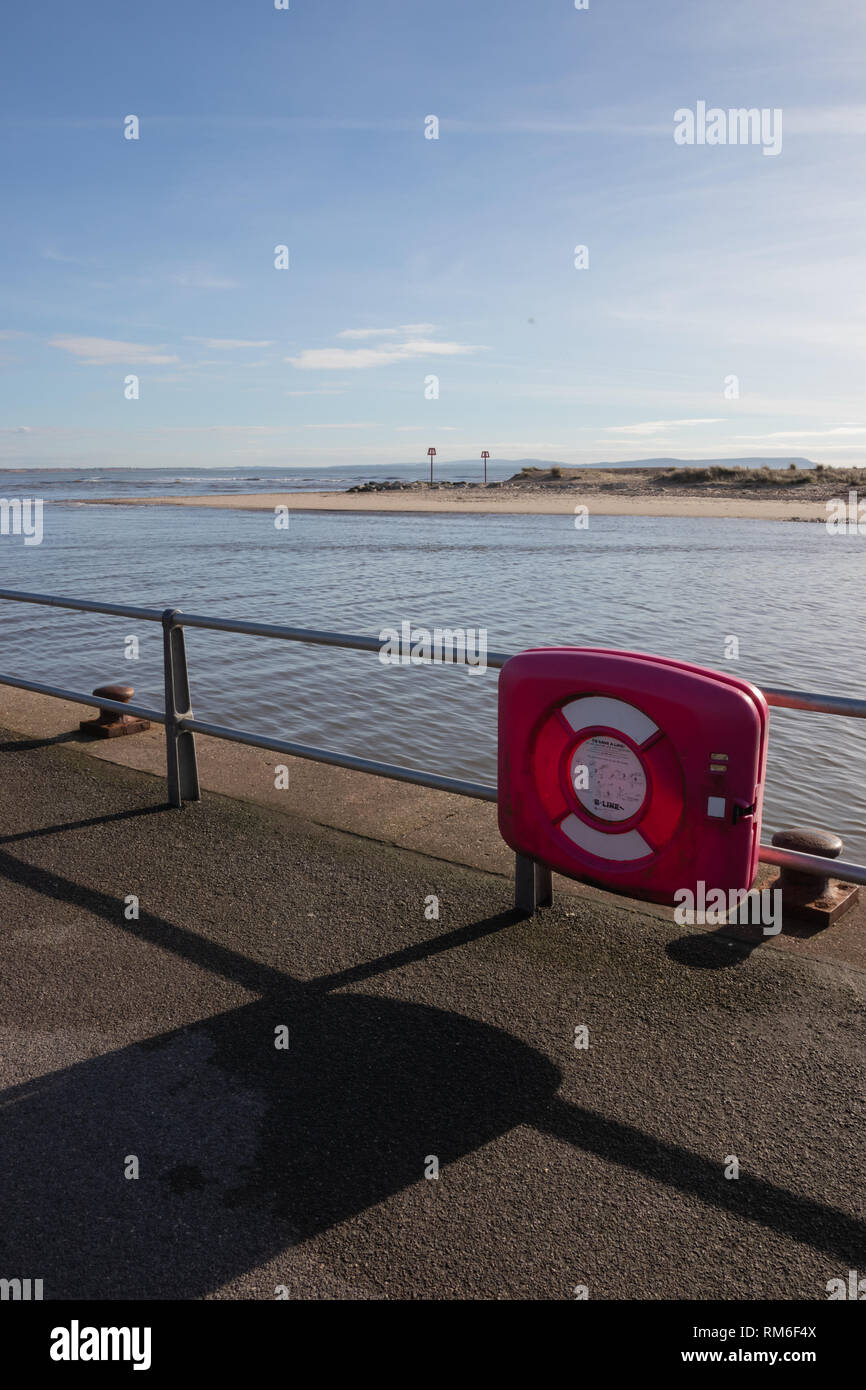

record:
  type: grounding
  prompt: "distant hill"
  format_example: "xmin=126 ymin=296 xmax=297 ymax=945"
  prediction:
xmin=434 ymin=456 xmax=818 ymax=473
xmin=584 ymin=456 xmax=817 ymax=471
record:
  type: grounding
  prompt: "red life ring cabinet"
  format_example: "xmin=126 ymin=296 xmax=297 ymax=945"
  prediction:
xmin=498 ymin=648 xmax=769 ymax=905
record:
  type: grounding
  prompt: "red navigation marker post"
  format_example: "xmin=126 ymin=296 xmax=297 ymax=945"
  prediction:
xmin=427 ymin=446 xmax=437 ymax=487
xmin=481 ymin=450 xmax=490 ymax=484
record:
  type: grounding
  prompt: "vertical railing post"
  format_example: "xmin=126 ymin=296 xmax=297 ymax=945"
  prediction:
xmin=161 ymin=608 xmax=200 ymax=808
xmin=535 ymin=860 xmax=553 ymax=909
xmin=514 ymin=853 xmax=553 ymax=915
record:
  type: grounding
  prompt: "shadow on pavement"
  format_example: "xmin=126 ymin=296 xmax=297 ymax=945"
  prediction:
xmin=1 ymin=838 xmax=864 ymax=1298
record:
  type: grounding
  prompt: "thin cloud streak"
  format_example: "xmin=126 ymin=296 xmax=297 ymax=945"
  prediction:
xmin=49 ymin=336 xmax=179 ymax=365
xmin=288 ymin=337 xmax=485 ymax=370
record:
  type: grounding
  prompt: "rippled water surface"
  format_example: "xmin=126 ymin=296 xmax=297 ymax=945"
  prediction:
xmin=1 ymin=502 xmax=864 ymax=859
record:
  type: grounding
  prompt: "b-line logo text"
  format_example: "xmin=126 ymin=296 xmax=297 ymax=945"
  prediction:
xmin=50 ymin=1321 xmax=152 ymax=1371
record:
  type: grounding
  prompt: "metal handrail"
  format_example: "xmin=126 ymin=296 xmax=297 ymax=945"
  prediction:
xmin=184 ymin=716 xmax=496 ymax=801
xmin=0 ymin=588 xmax=165 ymax=623
xmin=0 ymin=672 xmax=166 ymax=726
xmin=3 ymin=586 xmax=866 ymax=719
xmin=0 ymin=585 xmax=864 ymax=886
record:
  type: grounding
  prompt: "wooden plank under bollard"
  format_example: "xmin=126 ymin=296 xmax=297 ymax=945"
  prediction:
xmin=79 ymin=684 xmax=151 ymax=739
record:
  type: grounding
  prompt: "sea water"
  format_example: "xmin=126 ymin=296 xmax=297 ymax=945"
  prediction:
xmin=0 ymin=490 xmax=863 ymax=859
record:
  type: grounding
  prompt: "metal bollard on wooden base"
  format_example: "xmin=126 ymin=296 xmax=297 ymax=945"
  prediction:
xmin=79 ymin=684 xmax=151 ymax=739
xmin=769 ymin=827 xmax=860 ymax=928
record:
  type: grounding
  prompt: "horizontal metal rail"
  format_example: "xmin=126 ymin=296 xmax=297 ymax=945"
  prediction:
xmin=1 ymin=586 xmax=865 ymax=887
xmin=2 ymin=587 xmax=865 ymax=719
xmin=0 ymin=672 xmax=166 ymax=725
xmin=759 ymin=845 xmax=866 ymax=888
xmin=759 ymin=687 xmax=866 ymax=721
xmin=182 ymin=716 xmax=496 ymax=801
xmin=0 ymin=587 xmax=165 ymax=623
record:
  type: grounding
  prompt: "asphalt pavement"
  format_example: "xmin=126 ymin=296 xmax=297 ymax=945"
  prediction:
xmin=0 ymin=726 xmax=864 ymax=1300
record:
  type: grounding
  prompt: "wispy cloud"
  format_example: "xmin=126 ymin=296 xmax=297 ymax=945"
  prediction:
xmin=604 ymin=418 xmax=724 ymax=437
xmin=169 ymin=271 xmax=240 ymax=291
xmin=185 ymin=337 xmax=274 ymax=350
xmin=731 ymin=440 xmax=865 ymax=453
xmin=50 ymin=336 xmax=179 ymax=365
xmin=41 ymin=247 xmax=90 ymax=264
xmin=337 ymin=323 xmax=436 ymax=340
xmin=288 ymin=334 xmax=484 ymax=370
xmin=735 ymin=425 xmax=866 ymax=439
xmin=785 ymin=105 xmax=866 ymax=135
xmin=285 ymin=389 xmax=345 ymax=397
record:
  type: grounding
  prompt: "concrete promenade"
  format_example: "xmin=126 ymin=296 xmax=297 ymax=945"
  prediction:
xmin=1 ymin=708 xmax=865 ymax=1300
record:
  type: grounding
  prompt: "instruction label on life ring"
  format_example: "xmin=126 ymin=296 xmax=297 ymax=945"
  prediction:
xmin=571 ymin=734 xmax=647 ymax=822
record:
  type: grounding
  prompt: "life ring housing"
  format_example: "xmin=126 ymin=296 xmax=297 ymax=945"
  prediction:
xmin=498 ymin=647 xmax=769 ymax=905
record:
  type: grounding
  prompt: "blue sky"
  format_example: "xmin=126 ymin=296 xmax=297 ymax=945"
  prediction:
xmin=2 ymin=0 xmax=865 ymax=470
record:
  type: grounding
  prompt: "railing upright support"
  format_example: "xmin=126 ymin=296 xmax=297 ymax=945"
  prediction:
xmin=514 ymin=853 xmax=553 ymax=915
xmin=161 ymin=609 xmax=200 ymax=808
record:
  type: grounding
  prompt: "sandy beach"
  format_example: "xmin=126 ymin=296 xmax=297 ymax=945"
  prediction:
xmin=79 ymin=489 xmax=830 ymax=522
